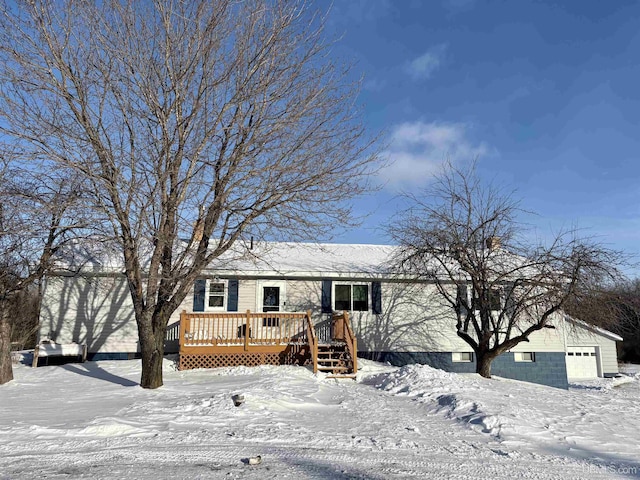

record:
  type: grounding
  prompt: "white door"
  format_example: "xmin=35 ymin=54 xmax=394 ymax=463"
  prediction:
xmin=258 ymin=281 xmax=287 ymax=312
xmin=566 ymin=346 xmax=598 ymax=379
xmin=257 ymin=281 xmax=287 ymax=335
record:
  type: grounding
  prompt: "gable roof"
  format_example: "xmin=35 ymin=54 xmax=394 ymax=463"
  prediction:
xmin=51 ymin=239 xmax=543 ymax=281
xmin=54 ymin=239 xmax=397 ymax=278
xmin=564 ymin=313 xmax=623 ymax=342
xmin=203 ymin=241 xmax=396 ymax=278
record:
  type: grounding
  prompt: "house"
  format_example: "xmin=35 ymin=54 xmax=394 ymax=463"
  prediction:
xmin=38 ymin=241 xmax=621 ymax=387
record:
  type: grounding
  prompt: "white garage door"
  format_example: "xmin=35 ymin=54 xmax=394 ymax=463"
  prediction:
xmin=566 ymin=346 xmax=598 ymax=379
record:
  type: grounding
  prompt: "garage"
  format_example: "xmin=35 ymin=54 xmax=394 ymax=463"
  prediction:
xmin=566 ymin=346 xmax=599 ymax=379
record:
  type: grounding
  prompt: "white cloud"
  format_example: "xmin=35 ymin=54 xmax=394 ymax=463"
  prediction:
xmin=363 ymin=77 xmax=386 ymax=92
xmin=406 ymin=44 xmax=447 ymax=80
xmin=380 ymin=121 xmax=489 ymax=189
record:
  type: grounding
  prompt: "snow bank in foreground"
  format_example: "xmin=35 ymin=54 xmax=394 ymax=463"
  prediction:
xmin=366 ymin=362 xmax=640 ymax=466
xmin=371 ymin=365 xmax=511 ymax=438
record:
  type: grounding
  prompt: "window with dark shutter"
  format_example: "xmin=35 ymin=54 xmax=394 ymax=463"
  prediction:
xmin=321 ymin=279 xmax=332 ymax=313
xmin=372 ymin=281 xmax=382 ymax=314
xmin=193 ymin=279 xmax=206 ymax=312
xmin=227 ymin=280 xmax=239 ymax=312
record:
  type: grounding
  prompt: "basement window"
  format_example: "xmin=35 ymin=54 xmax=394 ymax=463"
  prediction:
xmin=514 ymin=352 xmax=535 ymax=362
xmin=452 ymin=352 xmax=473 ymax=362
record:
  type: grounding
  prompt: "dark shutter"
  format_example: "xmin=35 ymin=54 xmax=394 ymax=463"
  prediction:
xmin=456 ymin=284 xmax=468 ymax=317
xmin=193 ymin=279 xmax=206 ymax=312
xmin=372 ymin=281 xmax=382 ymax=314
xmin=227 ymin=279 xmax=239 ymax=312
xmin=321 ymin=279 xmax=332 ymax=313
xmin=504 ymin=285 xmax=515 ymax=318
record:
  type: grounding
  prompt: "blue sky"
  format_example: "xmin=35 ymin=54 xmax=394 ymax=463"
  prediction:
xmin=321 ymin=0 xmax=640 ymax=268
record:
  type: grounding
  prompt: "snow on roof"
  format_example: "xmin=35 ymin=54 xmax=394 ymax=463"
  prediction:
xmin=53 ymin=238 xmax=548 ymax=281
xmin=563 ymin=313 xmax=623 ymax=342
xmin=54 ymin=239 xmax=398 ymax=277
xmin=204 ymin=241 xmax=397 ymax=277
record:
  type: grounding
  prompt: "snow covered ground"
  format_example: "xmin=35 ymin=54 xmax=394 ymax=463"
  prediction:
xmin=1 ymin=357 xmax=639 ymax=479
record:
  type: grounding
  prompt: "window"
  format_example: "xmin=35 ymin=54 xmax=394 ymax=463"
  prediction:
xmin=488 ymin=290 xmax=501 ymax=310
xmin=206 ymin=280 xmax=226 ymax=311
xmin=452 ymin=352 xmax=473 ymax=362
xmin=334 ymin=283 xmax=369 ymax=312
xmin=514 ymin=352 xmax=535 ymax=362
xmin=456 ymin=284 xmax=468 ymax=316
xmin=472 ymin=288 xmax=502 ymax=311
xmin=193 ymin=278 xmax=238 ymax=312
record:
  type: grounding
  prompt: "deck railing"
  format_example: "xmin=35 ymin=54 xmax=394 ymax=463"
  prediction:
xmin=179 ymin=310 xmax=315 ymax=350
xmin=177 ymin=310 xmax=355 ymax=375
xmin=314 ymin=317 xmax=333 ymax=344
xmin=332 ymin=311 xmax=358 ymax=373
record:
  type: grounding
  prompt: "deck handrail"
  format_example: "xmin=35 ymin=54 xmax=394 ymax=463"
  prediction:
xmin=179 ymin=310 xmax=313 ymax=348
xmin=305 ymin=310 xmax=318 ymax=373
xmin=332 ymin=311 xmax=358 ymax=374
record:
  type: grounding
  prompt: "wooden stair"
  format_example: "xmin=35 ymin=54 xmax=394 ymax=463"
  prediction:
xmin=316 ymin=342 xmax=357 ymax=379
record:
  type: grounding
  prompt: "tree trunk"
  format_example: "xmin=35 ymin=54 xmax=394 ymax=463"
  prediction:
xmin=0 ymin=309 xmax=14 ymax=385
xmin=138 ymin=312 xmax=167 ymax=389
xmin=475 ymin=350 xmax=494 ymax=379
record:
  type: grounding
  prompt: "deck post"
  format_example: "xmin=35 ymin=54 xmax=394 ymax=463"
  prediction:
xmin=345 ymin=312 xmax=357 ymax=373
xmin=306 ymin=310 xmax=318 ymax=374
xmin=244 ymin=310 xmax=251 ymax=351
xmin=179 ymin=310 xmax=187 ymax=351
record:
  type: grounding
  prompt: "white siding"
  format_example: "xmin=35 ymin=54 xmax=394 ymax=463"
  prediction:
xmin=170 ymin=278 xmax=257 ymax=324
xmin=42 ymin=273 xmax=586 ymax=360
xmin=43 ymin=275 xmax=260 ymax=354
xmin=238 ymin=279 xmax=256 ymax=312
xmin=354 ymin=282 xmax=566 ymax=354
xmin=510 ymin=314 xmax=565 ymax=353
xmin=40 ymin=275 xmax=138 ymax=353
xmin=285 ymin=280 xmax=324 ymax=318
xmin=352 ymin=282 xmax=469 ymax=353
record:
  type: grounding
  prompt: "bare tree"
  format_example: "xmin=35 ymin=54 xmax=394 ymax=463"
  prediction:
xmin=390 ymin=162 xmax=626 ymax=378
xmin=0 ymin=1 xmax=379 ymax=388
xmin=566 ymin=278 xmax=640 ymax=363
xmin=0 ymin=155 xmax=83 ymax=384
xmin=611 ymin=280 xmax=640 ymax=362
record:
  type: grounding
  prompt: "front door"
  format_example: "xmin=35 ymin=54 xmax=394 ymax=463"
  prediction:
xmin=259 ymin=281 xmax=286 ymax=329
xmin=262 ymin=285 xmax=281 ymax=312
xmin=258 ymin=281 xmax=287 ymax=312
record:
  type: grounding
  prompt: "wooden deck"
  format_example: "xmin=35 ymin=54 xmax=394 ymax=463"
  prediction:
xmin=176 ymin=310 xmax=357 ymax=377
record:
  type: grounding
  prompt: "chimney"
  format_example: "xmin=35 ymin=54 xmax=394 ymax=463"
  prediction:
xmin=194 ymin=220 xmax=204 ymax=243
xmin=193 ymin=206 xmax=205 ymax=243
xmin=486 ymin=236 xmax=501 ymax=251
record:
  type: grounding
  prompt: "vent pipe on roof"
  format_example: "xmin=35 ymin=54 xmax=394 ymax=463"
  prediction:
xmin=250 ymin=236 xmax=254 ymax=250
